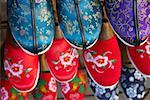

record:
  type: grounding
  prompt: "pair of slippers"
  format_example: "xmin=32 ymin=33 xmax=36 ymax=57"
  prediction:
xmin=3 ymin=37 xmax=79 ymax=93
xmin=0 ymin=70 xmax=87 ymax=100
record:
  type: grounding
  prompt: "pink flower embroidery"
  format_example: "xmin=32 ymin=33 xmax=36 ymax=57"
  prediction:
xmin=93 ymin=55 xmax=108 ymax=67
xmin=61 ymin=83 xmax=70 ymax=94
xmin=48 ymin=78 xmax=57 ymax=92
xmin=0 ymin=87 xmax=9 ymax=100
xmin=4 ymin=60 xmax=23 ymax=77
xmin=59 ymin=53 xmax=74 ymax=68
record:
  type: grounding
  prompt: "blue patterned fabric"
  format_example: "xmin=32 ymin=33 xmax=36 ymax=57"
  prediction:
xmin=88 ymin=77 xmax=119 ymax=100
xmin=56 ymin=0 xmax=103 ymax=49
xmin=120 ymin=65 xmax=146 ymax=100
xmin=7 ymin=0 xmax=54 ymax=55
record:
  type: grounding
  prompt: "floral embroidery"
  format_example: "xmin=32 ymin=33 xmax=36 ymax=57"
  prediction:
xmin=4 ymin=60 xmax=32 ymax=78
xmin=134 ymin=71 xmax=142 ymax=80
xmin=93 ymin=56 xmax=108 ymax=68
xmin=61 ymin=83 xmax=71 ymax=94
xmin=48 ymin=78 xmax=57 ymax=92
xmin=84 ymin=51 xmax=116 ymax=73
xmin=8 ymin=0 xmax=54 ymax=54
xmin=105 ymin=0 xmax=149 ymax=45
xmin=52 ymin=48 xmax=78 ymax=71
xmin=0 ymin=87 xmax=9 ymax=100
xmin=57 ymin=0 xmax=102 ymax=48
xmin=59 ymin=53 xmax=74 ymax=68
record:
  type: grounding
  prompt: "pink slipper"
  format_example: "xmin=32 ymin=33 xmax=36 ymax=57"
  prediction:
xmin=45 ymin=38 xmax=79 ymax=82
xmin=3 ymin=41 xmax=39 ymax=92
xmin=32 ymin=72 xmax=57 ymax=100
xmin=60 ymin=70 xmax=87 ymax=100
xmin=127 ymin=37 xmax=150 ymax=77
xmin=0 ymin=79 xmax=28 ymax=100
xmin=83 ymin=36 xmax=121 ymax=88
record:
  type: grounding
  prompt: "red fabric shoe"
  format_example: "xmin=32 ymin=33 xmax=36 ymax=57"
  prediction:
xmin=3 ymin=41 xmax=39 ymax=92
xmin=45 ymin=38 xmax=79 ymax=82
xmin=32 ymin=72 xmax=57 ymax=100
xmin=127 ymin=37 xmax=150 ymax=77
xmin=60 ymin=70 xmax=87 ymax=100
xmin=0 ymin=79 xmax=28 ymax=100
xmin=83 ymin=36 xmax=121 ymax=88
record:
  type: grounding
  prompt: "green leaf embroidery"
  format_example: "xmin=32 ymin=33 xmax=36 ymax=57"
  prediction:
xmin=38 ymin=80 xmax=46 ymax=87
xmin=79 ymin=84 xmax=85 ymax=94
xmin=18 ymin=95 xmax=23 ymax=100
xmin=10 ymin=88 xmax=18 ymax=95
xmin=71 ymin=78 xmax=81 ymax=83
xmin=110 ymin=60 xmax=116 ymax=63
xmin=33 ymin=91 xmax=43 ymax=99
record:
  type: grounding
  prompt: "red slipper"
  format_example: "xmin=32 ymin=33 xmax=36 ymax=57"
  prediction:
xmin=60 ymin=70 xmax=87 ymax=100
xmin=3 ymin=41 xmax=39 ymax=92
xmin=0 ymin=79 xmax=28 ymax=100
xmin=45 ymin=38 xmax=79 ymax=82
xmin=32 ymin=72 xmax=57 ymax=100
xmin=127 ymin=37 xmax=150 ymax=77
xmin=83 ymin=36 xmax=121 ymax=88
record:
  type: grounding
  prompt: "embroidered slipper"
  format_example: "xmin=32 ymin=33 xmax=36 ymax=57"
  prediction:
xmin=0 ymin=79 xmax=28 ymax=100
xmin=127 ymin=37 xmax=150 ymax=77
xmin=60 ymin=70 xmax=87 ymax=100
xmin=32 ymin=72 xmax=57 ymax=100
xmin=120 ymin=66 xmax=146 ymax=100
xmin=7 ymin=0 xmax=54 ymax=55
xmin=45 ymin=38 xmax=79 ymax=82
xmin=83 ymin=36 xmax=121 ymax=88
xmin=56 ymin=0 xmax=103 ymax=49
xmin=105 ymin=0 xmax=149 ymax=46
xmin=3 ymin=41 xmax=39 ymax=92
xmin=88 ymin=77 xmax=119 ymax=100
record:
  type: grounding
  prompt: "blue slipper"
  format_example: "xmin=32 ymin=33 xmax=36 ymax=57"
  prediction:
xmin=120 ymin=65 xmax=147 ymax=100
xmin=88 ymin=77 xmax=119 ymax=100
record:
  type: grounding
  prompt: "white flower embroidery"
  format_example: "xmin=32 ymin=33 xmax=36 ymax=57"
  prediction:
xmin=4 ymin=60 xmax=23 ymax=77
xmin=59 ymin=53 xmax=74 ymax=68
xmin=48 ymin=78 xmax=57 ymax=92
xmin=61 ymin=83 xmax=70 ymax=94
xmin=134 ymin=71 xmax=142 ymax=80
xmin=126 ymin=87 xmax=137 ymax=98
xmin=0 ymin=87 xmax=9 ymax=100
xmin=93 ymin=55 xmax=108 ymax=68
xmin=145 ymin=44 xmax=150 ymax=55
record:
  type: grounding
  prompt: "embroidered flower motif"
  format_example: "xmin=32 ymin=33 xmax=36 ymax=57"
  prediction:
xmin=93 ymin=55 xmax=108 ymax=68
xmin=145 ymin=44 xmax=150 ymax=55
xmin=38 ymin=8 xmax=50 ymax=22
xmin=4 ymin=60 xmax=23 ymax=77
xmin=134 ymin=71 xmax=142 ymax=80
xmin=126 ymin=87 xmax=137 ymax=98
xmin=59 ymin=53 xmax=74 ymax=68
xmin=0 ymin=87 xmax=9 ymax=100
xmin=61 ymin=83 xmax=70 ymax=94
xmin=95 ymin=87 xmax=106 ymax=95
xmin=48 ymin=78 xmax=57 ymax=92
